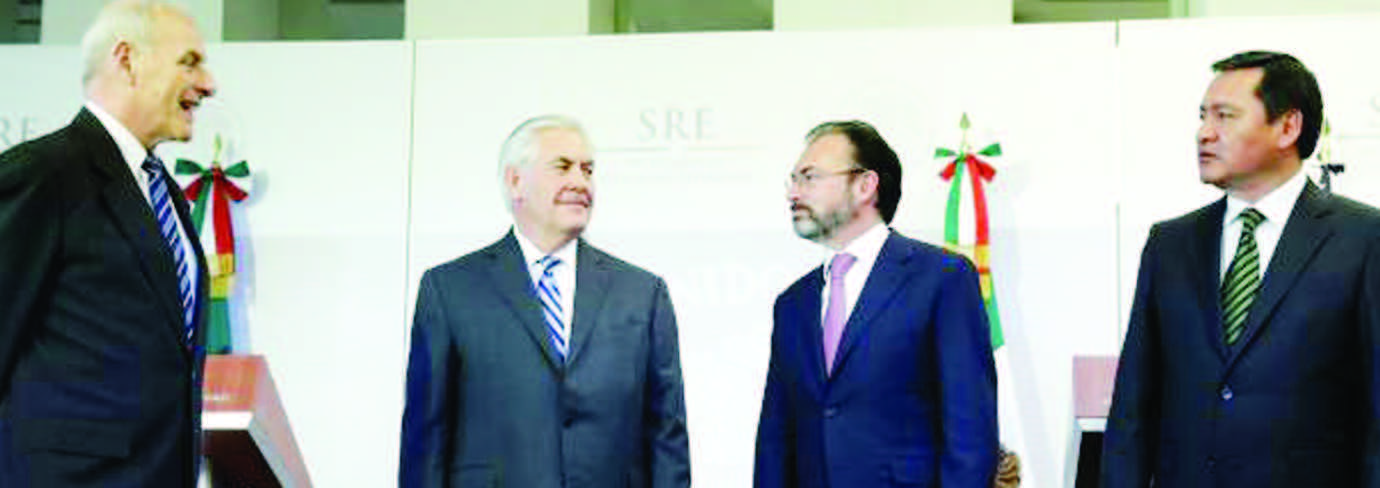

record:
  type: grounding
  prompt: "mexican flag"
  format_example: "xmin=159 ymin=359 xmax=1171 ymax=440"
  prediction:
xmin=935 ymin=114 xmax=1027 ymax=480
xmin=175 ymin=136 xmax=251 ymax=354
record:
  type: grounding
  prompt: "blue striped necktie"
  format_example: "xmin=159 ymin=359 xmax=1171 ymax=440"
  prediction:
xmin=142 ymin=155 xmax=196 ymax=343
xmin=535 ymin=256 xmax=568 ymax=362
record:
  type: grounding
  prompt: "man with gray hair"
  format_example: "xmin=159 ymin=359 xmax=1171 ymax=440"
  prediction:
xmin=0 ymin=0 xmax=216 ymax=486
xmin=400 ymin=115 xmax=691 ymax=487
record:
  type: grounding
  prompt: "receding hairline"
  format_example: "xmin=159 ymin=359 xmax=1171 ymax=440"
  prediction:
xmin=81 ymin=1 xmax=198 ymax=85
xmin=499 ymin=116 xmax=589 ymax=169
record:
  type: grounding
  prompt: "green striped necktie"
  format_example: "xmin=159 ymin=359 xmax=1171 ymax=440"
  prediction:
xmin=1221 ymin=207 xmax=1265 ymax=345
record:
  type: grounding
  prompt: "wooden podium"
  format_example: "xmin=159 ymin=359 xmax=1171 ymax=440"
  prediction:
xmin=202 ymin=355 xmax=311 ymax=487
xmin=1070 ymin=355 xmax=1118 ymax=488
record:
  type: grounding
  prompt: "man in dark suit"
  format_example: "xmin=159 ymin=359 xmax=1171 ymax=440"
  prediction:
xmin=755 ymin=120 xmax=998 ymax=487
xmin=0 ymin=1 xmax=216 ymax=486
xmin=1102 ymin=51 xmax=1380 ymax=487
xmin=399 ymin=115 xmax=691 ymax=488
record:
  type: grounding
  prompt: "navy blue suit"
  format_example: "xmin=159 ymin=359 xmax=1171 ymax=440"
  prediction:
xmin=400 ymin=232 xmax=690 ymax=488
xmin=1103 ymin=182 xmax=1380 ymax=487
xmin=755 ymin=231 xmax=998 ymax=488
xmin=0 ymin=110 xmax=210 ymax=487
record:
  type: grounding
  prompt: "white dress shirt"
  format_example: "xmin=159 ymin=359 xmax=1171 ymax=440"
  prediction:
xmin=820 ymin=222 xmax=891 ymax=325
xmin=514 ymin=227 xmax=578 ymax=331
xmin=87 ymin=100 xmax=199 ymax=291
xmin=1220 ymin=167 xmax=1310 ymax=281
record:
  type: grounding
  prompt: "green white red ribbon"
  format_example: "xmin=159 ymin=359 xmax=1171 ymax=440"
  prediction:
xmin=935 ymin=117 xmax=1004 ymax=348
xmin=175 ymin=136 xmax=251 ymax=354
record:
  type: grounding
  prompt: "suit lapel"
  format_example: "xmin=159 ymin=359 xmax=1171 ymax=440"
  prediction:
xmin=1226 ymin=182 xmax=1333 ymax=368
xmin=1194 ymin=199 xmax=1229 ymax=360
xmin=484 ymin=232 xmax=563 ymax=370
xmin=76 ymin=110 xmax=192 ymax=352
xmin=831 ymin=233 xmax=914 ymax=377
xmin=567 ymin=240 xmax=611 ymax=366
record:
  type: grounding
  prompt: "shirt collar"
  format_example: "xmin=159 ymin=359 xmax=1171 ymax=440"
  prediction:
xmin=825 ymin=222 xmax=890 ymax=272
xmin=513 ymin=226 xmax=578 ymax=269
xmin=1224 ymin=166 xmax=1309 ymax=227
xmin=85 ymin=100 xmax=149 ymax=174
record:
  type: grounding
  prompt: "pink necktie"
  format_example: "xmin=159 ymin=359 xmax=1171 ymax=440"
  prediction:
xmin=823 ymin=253 xmax=857 ymax=375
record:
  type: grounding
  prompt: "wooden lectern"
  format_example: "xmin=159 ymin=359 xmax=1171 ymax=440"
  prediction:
xmin=1070 ymin=355 xmax=1118 ymax=488
xmin=202 ymin=355 xmax=311 ymax=487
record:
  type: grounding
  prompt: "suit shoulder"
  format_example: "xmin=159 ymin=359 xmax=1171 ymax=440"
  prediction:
xmin=1325 ymin=193 xmax=1380 ymax=240
xmin=1138 ymin=200 xmax=1220 ymax=244
xmin=0 ymin=124 xmax=82 ymax=185
xmin=422 ymin=237 xmax=510 ymax=282
xmin=1327 ymin=193 xmax=1380 ymax=221
xmin=1164 ymin=201 xmax=1218 ymax=229
xmin=889 ymin=232 xmax=978 ymax=274
xmin=774 ymin=264 xmax=824 ymax=312
xmin=582 ymin=242 xmax=664 ymax=285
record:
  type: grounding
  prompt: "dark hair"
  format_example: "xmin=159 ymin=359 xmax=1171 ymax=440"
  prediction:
xmin=805 ymin=120 xmax=903 ymax=223
xmin=1212 ymin=51 xmax=1323 ymax=160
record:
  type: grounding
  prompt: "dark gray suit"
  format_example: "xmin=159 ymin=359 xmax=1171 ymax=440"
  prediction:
xmin=400 ymin=231 xmax=690 ymax=488
xmin=0 ymin=109 xmax=210 ymax=487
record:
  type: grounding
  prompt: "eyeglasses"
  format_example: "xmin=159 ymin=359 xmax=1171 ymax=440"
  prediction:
xmin=787 ymin=168 xmax=867 ymax=190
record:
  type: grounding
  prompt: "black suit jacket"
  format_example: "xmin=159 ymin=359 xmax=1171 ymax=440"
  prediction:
xmin=0 ymin=109 xmax=210 ymax=487
xmin=400 ymin=231 xmax=690 ymax=488
xmin=1103 ymin=181 xmax=1380 ymax=487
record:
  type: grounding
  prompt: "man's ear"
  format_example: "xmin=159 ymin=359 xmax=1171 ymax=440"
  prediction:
xmin=112 ymin=40 xmax=135 ymax=85
xmin=504 ymin=166 xmax=522 ymax=204
xmin=855 ymin=170 xmax=880 ymax=205
xmin=1276 ymin=109 xmax=1303 ymax=152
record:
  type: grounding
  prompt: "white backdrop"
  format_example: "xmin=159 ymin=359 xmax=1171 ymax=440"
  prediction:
xmin=409 ymin=24 xmax=1121 ymax=488
xmin=2 ymin=12 xmax=1379 ymax=488
xmin=0 ymin=42 xmax=414 ymax=488
xmin=1116 ymin=15 xmax=1380 ymax=339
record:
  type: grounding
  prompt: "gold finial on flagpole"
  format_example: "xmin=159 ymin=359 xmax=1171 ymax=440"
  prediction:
xmin=959 ymin=112 xmax=972 ymax=154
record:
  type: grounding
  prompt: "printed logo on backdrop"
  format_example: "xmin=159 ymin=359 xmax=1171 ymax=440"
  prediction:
xmin=603 ymin=106 xmax=757 ymax=154
xmin=0 ymin=115 xmax=45 ymax=152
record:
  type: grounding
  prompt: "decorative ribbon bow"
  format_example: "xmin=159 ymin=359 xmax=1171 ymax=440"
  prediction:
xmin=936 ymin=142 xmax=1000 ymax=254
xmin=934 ymin=113 xmax=1003 ymax=347
xmin=174 ymin=135 xmax=251 ymax=354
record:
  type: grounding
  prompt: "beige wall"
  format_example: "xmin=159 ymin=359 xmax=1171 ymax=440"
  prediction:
xmin=776 ymin=0 xmax=1010 ymax=30
xmin=1177 ymin=0 xmax=1380 ymax=17
xmin=406 ymin=0 xmax=593 ymax=39
xmin=225 ymin=0 xmax=278 ymax=41
xmin=42 ymin=0 xmax=222 ymax=44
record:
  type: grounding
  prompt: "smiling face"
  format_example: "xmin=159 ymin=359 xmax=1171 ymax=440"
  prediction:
xmin=507 ymin=127 xmax=595 ymax=251
xmin=126 ymin=10 xmax=215 ymax=148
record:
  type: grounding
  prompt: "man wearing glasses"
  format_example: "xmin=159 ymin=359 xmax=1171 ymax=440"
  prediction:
xmin=755 ymin=120 xmax=998 ymax=487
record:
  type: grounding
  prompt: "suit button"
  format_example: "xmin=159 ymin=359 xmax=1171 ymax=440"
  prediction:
xmin=823 ymin=407 xmax=838 ymax=418
xmin=1206 ymin=457 xmax=1216 ymax=471
xmin=1220 ymin=385 xmax=1233 ymax=401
